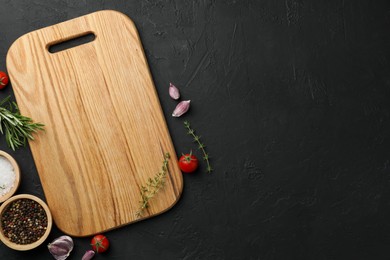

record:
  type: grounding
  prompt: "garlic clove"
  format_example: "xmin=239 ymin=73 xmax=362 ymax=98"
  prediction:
xmin=169 ymin=83 xmax=180 ymax=100
xmin=82 ymin=250 xmax=96 ymax=260
xmin=172 ymin=100 xmax=191 ymax=117
xmin=48 ymin=235 xmax=74 ymax=260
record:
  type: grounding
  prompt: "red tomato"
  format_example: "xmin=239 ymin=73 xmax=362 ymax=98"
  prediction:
xmin=91 ymin=234 xmax=109 ymax=253
xmin=0 ymin=71 xmax=9 ymax=89
xmin=178 ymin=153 xmax=199 ymax=173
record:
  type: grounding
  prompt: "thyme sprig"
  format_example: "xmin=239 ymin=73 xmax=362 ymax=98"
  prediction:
xmin=136 ymin=153 xmax=170 ymax=218
xmin=0 ymin=96 xmax=44 ymax=150
xmin=184 ymin=121 xmax=212 ymax=173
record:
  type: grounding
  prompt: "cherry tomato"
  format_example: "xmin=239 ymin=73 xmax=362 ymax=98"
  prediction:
xmin=178 ymin=153 xmax=199 ymax=173
xmin=91 ymin=234 xmax=109 ymax=253
xmin=0 ymin=71 xmax=9 ymax=89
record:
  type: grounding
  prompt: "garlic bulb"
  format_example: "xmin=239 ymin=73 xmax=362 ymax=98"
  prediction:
xmin=82 ymin=250 xmax=95 ymax=260
xmin=172 ymin=100 xmax=191 ymax=117
xmin=169 ymin=83 xmax=180 ymax=100
xmin=47 ymin=235 xmax=74 ymax=260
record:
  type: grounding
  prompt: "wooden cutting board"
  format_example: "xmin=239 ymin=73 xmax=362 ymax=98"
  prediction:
xmin=6 ymin=10 xmax=183 ymax=237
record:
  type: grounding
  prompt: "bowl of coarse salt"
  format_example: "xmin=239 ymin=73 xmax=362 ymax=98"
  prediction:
xmin=0 ymin=151 xmax=20 ymax=203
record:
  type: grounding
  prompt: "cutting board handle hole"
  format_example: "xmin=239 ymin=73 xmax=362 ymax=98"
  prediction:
xmin=48 ymin=32 xmax=96 ymax=53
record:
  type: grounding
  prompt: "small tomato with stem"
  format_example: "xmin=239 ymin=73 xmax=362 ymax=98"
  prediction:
xmin=0 ymin=71 xmax=9 ymax=89
xmin=178 ymin=152 xmax=199 ymax=173
xmin=91 ymin=234 xmax=109 ymax=253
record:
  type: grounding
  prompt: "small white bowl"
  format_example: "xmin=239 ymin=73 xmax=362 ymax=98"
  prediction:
xmin=0 ymin=151 xmax=20 ymax=203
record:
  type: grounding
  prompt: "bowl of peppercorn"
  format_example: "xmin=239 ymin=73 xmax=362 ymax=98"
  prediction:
xmin=0 ymin=194 xmax=52 ymax=250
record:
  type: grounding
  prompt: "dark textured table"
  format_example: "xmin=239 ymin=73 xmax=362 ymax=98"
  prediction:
xmin=1 ymin=1 xmax=390 ymax=259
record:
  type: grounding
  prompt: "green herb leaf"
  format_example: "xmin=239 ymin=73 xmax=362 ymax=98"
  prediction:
xmin=135 ymin=153 xmax=170 ymax=218
xmin=184 ymin=121 xmax=212 ymax=173
xmin=0 ymin=96 xmax=44 ymax=150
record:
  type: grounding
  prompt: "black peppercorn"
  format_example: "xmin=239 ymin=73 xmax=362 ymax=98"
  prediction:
xmin=1 ymin=199 xmax=47 ymax=245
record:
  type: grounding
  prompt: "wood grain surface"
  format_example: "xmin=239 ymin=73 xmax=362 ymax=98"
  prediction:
xmin=6 ymin=10 xmax=183 ymax=237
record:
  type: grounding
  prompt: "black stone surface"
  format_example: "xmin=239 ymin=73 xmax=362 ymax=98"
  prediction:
xmin=1 ymin=0 xmax=390 ymax=259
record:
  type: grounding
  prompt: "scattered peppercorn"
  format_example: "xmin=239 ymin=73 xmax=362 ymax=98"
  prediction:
xmin=1 ymin=199 xmax=47 ymax=244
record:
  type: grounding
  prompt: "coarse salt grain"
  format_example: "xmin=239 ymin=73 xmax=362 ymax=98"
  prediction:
xmin=0 ymin=156 xmax=15 ymax=196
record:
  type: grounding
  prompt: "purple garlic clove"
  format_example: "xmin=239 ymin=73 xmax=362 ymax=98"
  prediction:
xmin=169 ymin=83 xmax=180 ymax=100
xmin=48 ymin=235 xmax=74 ymax=260
xmin=82 ymin=250 xmax=96 ymax=260
xmin=172 ymin=100 xmax=191 ymax=117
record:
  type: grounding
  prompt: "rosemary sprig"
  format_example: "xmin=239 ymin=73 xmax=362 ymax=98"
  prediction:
xmin=0 ymin=96 xmax=44 ymax=151
xmin=184 ymin=121 xmax=212 ymax=173
xmin=135 ymin=153 xmax=170 ymax=218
